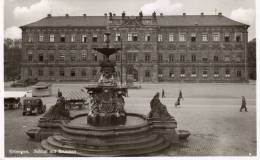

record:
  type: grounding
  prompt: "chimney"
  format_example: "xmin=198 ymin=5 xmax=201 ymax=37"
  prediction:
xmin=218 ymin=12 xmax=222 ymax=16
xmin=201 ymin=12 xmax=204 ymax=16
xmin=160 ymin=13 xmax=163 ymax=16
xmin=109 ymin=12 xmax=112 ymax=20
xmin=152 ymin=11 xmax=156 ymax=19
xmin=104 ymin=13 xmax=107 ymax=16
xmin=183 ymin=13 xmax=186 ymax=16
xmin=139 ymin=11 xmax=143 ymax=18
xmin=65 ymin=13 xmax=69 ymax=17
xmin=47 ymin=14 xmax=52 ymax=18
xmin=122 ymin=11 xmax=126 ymax=19
xmin=83 ymin=13 xmax=86 ymax=17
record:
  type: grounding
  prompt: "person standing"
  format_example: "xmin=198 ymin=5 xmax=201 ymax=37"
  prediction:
xmin=240 ymin=96 xmax=248 ymax=112
xmin=162 ymin=89 xmax=165 ymax=98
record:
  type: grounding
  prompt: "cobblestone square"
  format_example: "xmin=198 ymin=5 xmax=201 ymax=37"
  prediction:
xmin=4 ymin=82 xmax=256 ymax=156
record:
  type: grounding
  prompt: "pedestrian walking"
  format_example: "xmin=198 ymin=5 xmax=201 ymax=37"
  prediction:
xmin=240 ymin=96 xmax=248 ymax=112
xmin=174 ymin=97 xmax=181 ymax=108
xmin=178 ymin=90 xmax=183 ymax=100
xmin=162 ymin=89 xmax=165 ymax=98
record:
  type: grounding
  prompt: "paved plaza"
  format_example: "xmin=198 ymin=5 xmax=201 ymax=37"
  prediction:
xmin=4 ymin=82 xmax=256 ymax=156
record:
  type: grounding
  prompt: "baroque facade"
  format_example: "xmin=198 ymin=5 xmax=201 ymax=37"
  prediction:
xmin=20 ymin=12 xmax=249 ymax=82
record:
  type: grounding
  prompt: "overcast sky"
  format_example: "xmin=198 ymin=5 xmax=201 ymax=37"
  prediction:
xmin=4 ymin=0 xmax=256 ymax=40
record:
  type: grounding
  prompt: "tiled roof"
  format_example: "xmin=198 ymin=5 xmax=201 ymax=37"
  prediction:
xmin=21 ymin=15 xmax=248 ymax=28
xmin=157 ymin=15 xmax=247 ymax=26
xmin=21 ymin=16 xmax=108 ymax=28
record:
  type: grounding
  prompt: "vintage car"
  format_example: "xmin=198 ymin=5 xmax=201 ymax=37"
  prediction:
xmin=22 ymin=98 xmax=46 ymax=115
xmin=4 ymin=97 xmax=22 ymax=110
xmin=11 ymin=78 xmax=38 ymax=87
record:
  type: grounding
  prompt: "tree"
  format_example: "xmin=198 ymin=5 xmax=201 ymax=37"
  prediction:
xmin=247 ymin=38 xmax=256 ymax=80
xmin=4 ymin=38 xmax=22 ymax=81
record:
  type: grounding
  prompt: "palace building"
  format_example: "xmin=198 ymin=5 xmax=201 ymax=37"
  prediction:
xmin=20 ymin=12 xmax=249 ymax=82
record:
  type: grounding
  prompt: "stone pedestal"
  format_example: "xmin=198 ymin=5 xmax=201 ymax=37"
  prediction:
xmin=148 ymin=117 xmax=178 ymax=143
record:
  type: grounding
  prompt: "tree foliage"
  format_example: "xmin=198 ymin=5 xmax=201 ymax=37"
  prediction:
xmin=247 ymin=38 xmax=256 ymax=80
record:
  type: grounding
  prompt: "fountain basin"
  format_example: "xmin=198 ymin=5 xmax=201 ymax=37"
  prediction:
xmin=41 ymin=113 xmax=172 ymax=156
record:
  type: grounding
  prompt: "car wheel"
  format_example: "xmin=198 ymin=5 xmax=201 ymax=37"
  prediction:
xmin=22 ymin=112 xmax=25 ymax=116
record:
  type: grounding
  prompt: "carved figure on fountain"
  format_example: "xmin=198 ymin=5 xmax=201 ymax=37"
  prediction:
xmin=98 ymin=60 xmax=117 ymax=86
xmin=148 ymin=92 xmax=172 ymax=120
xmin=43 ymin=91 xmax=70 ymax=120
xmin=87 ymin=89 xmax=127 ymax=126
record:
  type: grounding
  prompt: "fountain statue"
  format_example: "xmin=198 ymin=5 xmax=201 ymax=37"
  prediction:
xmin=86 ymin=33 xmax=127 ymax=126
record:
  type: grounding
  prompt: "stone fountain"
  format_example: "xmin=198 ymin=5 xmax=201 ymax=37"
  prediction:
xmin=86 ymin=34 xmax=127 ymax=126
xmin=27 ymin=33 xmax=189 ymax=156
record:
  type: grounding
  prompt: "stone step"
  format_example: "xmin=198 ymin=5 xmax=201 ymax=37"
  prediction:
xmin=61 ymin=130 xmax=154 ymax=143
xmin=52 ymin=134 xmax=158 ymax=148
xmin=42 ymin=134 xmax=170 ymax=156
xmin=47 ymin=135 xmax=161 ymax=151
xmin=61 ymin=124 xmax=151 ymax=137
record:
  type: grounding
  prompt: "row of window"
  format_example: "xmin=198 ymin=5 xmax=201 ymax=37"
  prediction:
xmin=159 ymin=32 xmax=242 ymax=42
xmin=27 ymin=32 xmax=243 ymax=43
xmin=28 ymin=69 xmax=97 ymax=77
xmin=27 ymin=53 xmax=241 ymax=63
xmin=28 ymin=68 xmax=242 ymax=78
xmin=157 ymin=54 xmax=241 ymax=62
xmin=145 ymin=70 xmax=242 ymax=78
